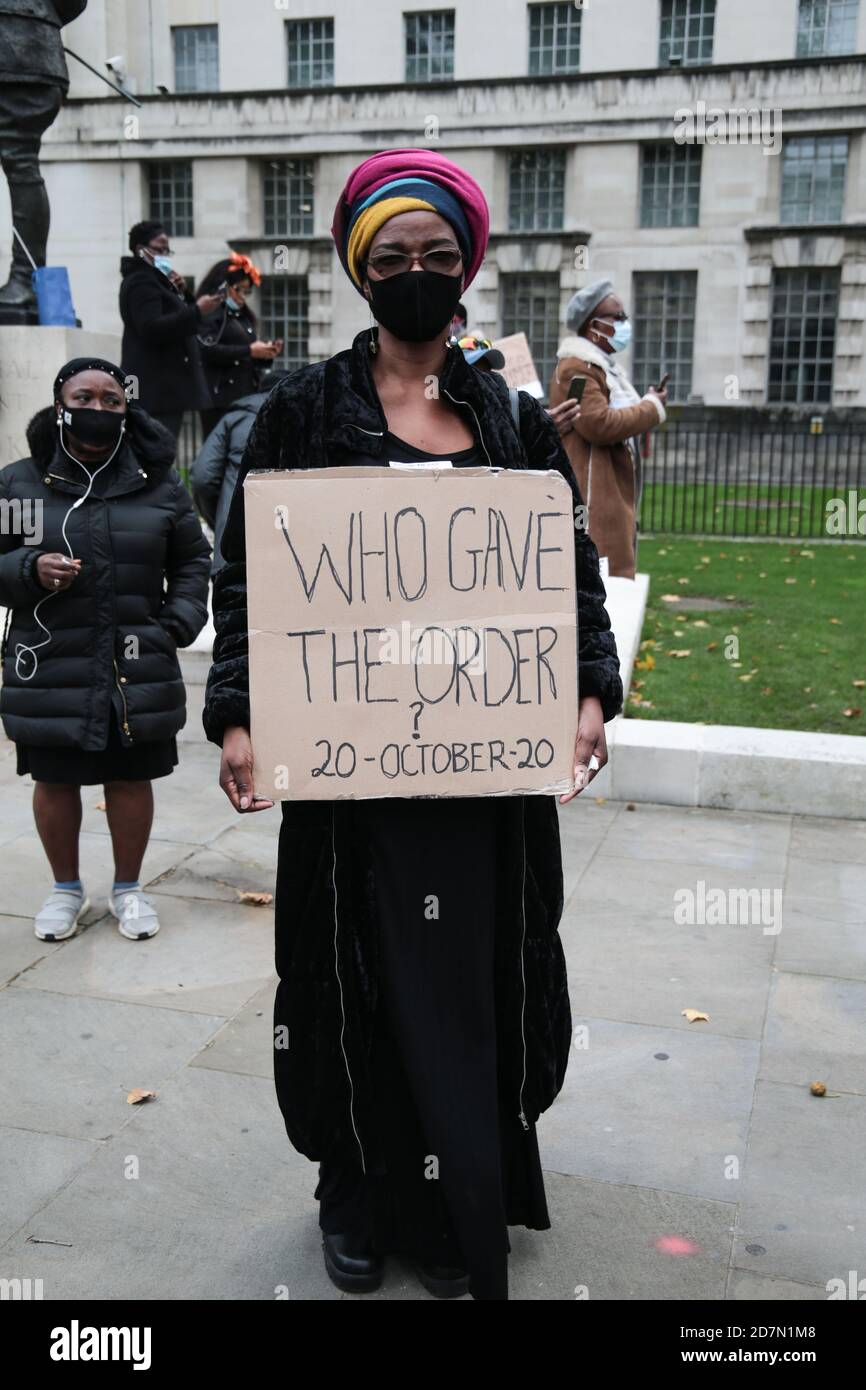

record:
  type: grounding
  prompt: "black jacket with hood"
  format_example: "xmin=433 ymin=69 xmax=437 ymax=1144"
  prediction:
xmin=202 ymin=329 xmax=623 ymax=1173
xmin=119 ymin=256 xmax=211 ymax=415
xmin=0 ymin=402 xmax=211 ymax=749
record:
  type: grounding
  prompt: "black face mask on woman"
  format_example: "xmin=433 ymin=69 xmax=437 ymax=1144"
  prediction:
xmin=366 ymin=268 xmax=463 ymax=343
xmin=58 ymin=406 xmax=126 ymax=448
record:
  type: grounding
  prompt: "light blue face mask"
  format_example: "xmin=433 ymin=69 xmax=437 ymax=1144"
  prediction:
xmin=609 ymin=319 xmax=633 ymax=353
xmin=226 ymin=295 xmax=242 ymax=313
xmin=152 ymin=255 xmax=173 ymax=277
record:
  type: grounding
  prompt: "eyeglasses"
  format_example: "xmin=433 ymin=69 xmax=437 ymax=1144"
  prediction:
xmin=365 ymin=247 xmax=463 ymax=279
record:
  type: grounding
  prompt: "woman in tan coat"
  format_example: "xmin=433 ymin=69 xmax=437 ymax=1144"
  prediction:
xmin=548 ymin=279 xmax=667 ymax=579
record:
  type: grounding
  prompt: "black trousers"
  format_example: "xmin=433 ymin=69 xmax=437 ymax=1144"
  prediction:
xmin=315 ymin=797 xmax=550 ymax=1302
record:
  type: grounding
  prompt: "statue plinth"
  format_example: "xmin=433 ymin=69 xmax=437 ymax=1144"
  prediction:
xmin=0 ymin=325 xmax=122 ymax=465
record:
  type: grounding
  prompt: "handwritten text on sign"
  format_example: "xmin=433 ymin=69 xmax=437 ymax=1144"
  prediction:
xmin=244 ymin=466 xmax=578 ymax=799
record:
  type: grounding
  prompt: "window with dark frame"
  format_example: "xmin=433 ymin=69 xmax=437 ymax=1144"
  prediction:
xmin=508 ymin=149 xmax=566 ymax=232
xmin=147 ymin=161 xmax=194 ymax=238
xmin=404 ymin=10 xmax=455 ymax=82
xmin=286 ymin=17 xmax=335 ymax=88
xmin=658 ymin=0 xmax=716 ymax=66
xmin=797 ymin=0 xmax=860 ymax=56
xmin=632 ymin=270 xmax=698 ymax=401
xmin=781 ymin=135 xmax=848 ymax=223
xmin=767 ymin=267 xmax=839 ymax=405
xmin=528 ymin=2 xmax=582 ymax=76
xmin=172 ymin=25 xmax=219 ymax=92
xmin=500 ymin=272 xmax=561 ymax=393
xmin=640 ymin=144 xmax=702 ymax=228
xmin=260 ymin=276 xmax=310 ymax=372
xmin=263 ymin=159 xmax=315 ymax=238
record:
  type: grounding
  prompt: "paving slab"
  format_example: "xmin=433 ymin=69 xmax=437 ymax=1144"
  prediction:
xmin=0 ymin=1125 xmax=96 ymax=1246
xmin=760 ymin=972 xmax=866 ymax=1095
xmin=783 ymin=856 xmax=866 ymax=920
xmin=595 ymin=802 xmax=792 ymax=873
xmin=734 ymin=1079 xmax=866 ymax=1289
xmin=0 ymin=914 xmax=63 ymax=987
xmin=0 ymin=1067 xmax=339 ymax=1301
xmin=190 ymin=979 xmax=276 ymax=1080
xmin=727 ymin=1269 xmax=828 ymax=1301
xmin=146 ymin=841 xmax=278 ymax=906
xmin=0 ymin=989 xmax=224 ymax=1141
xmin=788 ymin=816 xmax=866 ymax=867
xmin=561 ymin=907 xmax=774 ymax=1039
xmin=540 ymin=1016 xmax=760 ymax=1204
xmin=773 ymin=899 xmax=866 ymax=982
xmin=12 ymin=894 xmax=275 ymax=1016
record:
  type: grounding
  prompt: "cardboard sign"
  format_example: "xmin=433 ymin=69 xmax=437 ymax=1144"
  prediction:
xmin=244 ymin=466 xmax=578 ymax=801
xmin=492 ymin=332 xmax=545 ymax=398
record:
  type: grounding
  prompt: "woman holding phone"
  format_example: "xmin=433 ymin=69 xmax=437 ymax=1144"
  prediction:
xmin=204 ymin=150 xmax=623 ymax=1302
xmin=548 ymin=279 xmax=668 ymax=579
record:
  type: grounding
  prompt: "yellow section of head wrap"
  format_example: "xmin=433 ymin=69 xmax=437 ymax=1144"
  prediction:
xmin=347 ymin=196 xmax=436 ymax=286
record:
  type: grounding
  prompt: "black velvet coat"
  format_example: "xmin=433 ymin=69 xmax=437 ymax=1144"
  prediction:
xmin=202 ymin=329 xmax=624 ymax=1173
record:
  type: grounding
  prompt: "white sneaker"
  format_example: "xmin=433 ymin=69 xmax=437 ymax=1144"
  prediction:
xmin=109 ymin=888 xmax=161 ymax=940
xmin=34 ymin=887 xmax=90 ymax=942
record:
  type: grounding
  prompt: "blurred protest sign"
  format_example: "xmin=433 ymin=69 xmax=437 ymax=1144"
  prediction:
xmin=244 ymin=466 xmax=578 ymax=800
xmin=491 ymin=332 xmax=544 ymax=398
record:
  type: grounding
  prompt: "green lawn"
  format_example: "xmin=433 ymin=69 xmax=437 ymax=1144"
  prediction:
xmin=628 ymin=537 xmax=866 ymax=735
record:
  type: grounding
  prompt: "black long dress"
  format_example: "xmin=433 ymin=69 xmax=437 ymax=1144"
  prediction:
xmin=313 ymin=433 xmax=550 ymax=1302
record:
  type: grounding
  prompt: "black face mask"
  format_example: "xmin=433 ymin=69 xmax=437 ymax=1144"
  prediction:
xmin=58 ymin=406 xmax=125 ymax=448
xmin=366 ymin=268 xmax=463 ymax=343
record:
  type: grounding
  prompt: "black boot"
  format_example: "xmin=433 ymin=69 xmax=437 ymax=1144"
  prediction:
xmin=322 ymin=1233 xmax=384 ymax=1293
xmin=0 ymin=179 xmax=49 ymax=324
xmin=413 ymin=1259 xmax=470 ymax=1299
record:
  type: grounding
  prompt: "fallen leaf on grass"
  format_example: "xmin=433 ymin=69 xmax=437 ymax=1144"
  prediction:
xmin=692 ymin=620 xmax=708 ymax=628
xmin=706 ymin=642 xmax=718 ymax=651
xmin=635 ymin=654 xmax=656 ymax=671
xmin=660 ymin=594 xmax=682 ymax=603
xmin=126 ymin=1089 xmax=157 ymax=1106
xmin=682 ymin=1009 xmax=709 ymax=1024
xmin=784 ymin=578 xmax=797 ymax=584
xmin=843 ymin=708 xmax=862 ymax=719
xmin=853 ymin=680 xmax=866 ymax=689
xmin=677 ymin=578 xmax=690 ymax=586
xmin=829 ymin=618 xmax=842 ymax=625
xmin=667 ymin=649 xmax=692 ymax=659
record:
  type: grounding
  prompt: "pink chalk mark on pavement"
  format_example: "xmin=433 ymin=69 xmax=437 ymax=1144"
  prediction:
xmin=655 ymin=1235 xmax=701 ymax=1256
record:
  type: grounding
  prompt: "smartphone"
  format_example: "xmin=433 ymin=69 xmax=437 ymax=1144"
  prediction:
xmin=568 ymin=376 xmax=587 ymax=403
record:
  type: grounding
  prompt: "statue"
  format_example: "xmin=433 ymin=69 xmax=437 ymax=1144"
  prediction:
xmin=0 ymin=1 xmax=88 ymax=324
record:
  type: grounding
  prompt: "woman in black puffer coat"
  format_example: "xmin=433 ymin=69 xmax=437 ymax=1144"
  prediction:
xmin=0 ymin=357 xmax=211 ymax=943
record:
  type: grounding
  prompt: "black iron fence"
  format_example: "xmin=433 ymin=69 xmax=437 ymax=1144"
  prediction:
xmin=175 ymin=407 xmax=866 ymax=542
xmin=638 ymin=411 xmax=866 ymax=540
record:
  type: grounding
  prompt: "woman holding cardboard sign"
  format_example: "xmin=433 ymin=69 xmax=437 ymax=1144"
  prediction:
xmin=203 ymin=150 xmax=623 ymax=1302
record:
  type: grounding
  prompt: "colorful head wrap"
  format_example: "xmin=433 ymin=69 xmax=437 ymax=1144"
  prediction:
xmin=332 ymin=148 xmax=490 ymax=296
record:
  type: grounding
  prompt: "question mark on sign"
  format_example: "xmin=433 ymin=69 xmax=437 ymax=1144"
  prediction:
xmin=409 ymin=701 xmax=424 ymax=740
